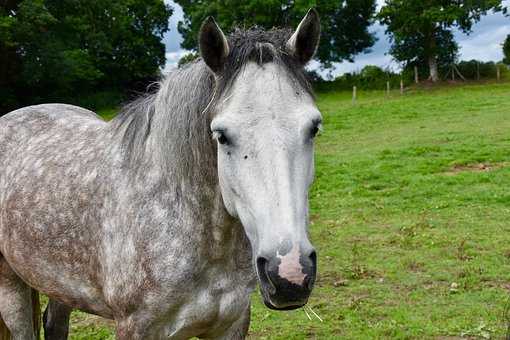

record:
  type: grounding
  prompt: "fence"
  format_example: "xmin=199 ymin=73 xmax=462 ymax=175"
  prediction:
xmin=314 ymin=62 xmax=510 ymax=102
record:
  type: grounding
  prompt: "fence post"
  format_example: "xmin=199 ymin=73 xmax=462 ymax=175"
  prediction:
xmin=400 ymin=79 xmax=404 ymax=95
xmin=497 ymin=66 xmax=501 ymax=82
xmin=386 ymin=81 xmax=390 ymax=96
xmin=414 ymin=66 xmax=419 ymax=84
xmin=453 ymin=64 xmax=466 ymax=81
xmin=452 ymin=66 xmax=455 ymax=81
xmin=352 ymin=86 xmax=357 ymax=104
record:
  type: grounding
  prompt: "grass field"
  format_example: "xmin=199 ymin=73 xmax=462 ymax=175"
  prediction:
xmin=68 ymin=82 xmax=510 ymax=339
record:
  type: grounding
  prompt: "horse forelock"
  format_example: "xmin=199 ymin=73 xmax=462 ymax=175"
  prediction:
xmin=112 ymin=27 xmax=313 ymax=181
xmin=218 ymin=27 xmax=313 ymax=99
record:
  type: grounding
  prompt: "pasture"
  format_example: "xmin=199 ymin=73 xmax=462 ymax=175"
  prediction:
xmin=69 ymin=82 xmax=510 ymax=339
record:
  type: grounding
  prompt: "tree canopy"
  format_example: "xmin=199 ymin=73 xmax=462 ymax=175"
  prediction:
xmin=174 ymin=0 xmax=377 ymax=68
xmin=0 ymin=0 xmax=172 ymax=113
xmin=389 ymin=27 xmax=459 ymax=80
xmin=503 ymin=34 xmax=510 ymax=65
xmin=379 ymin=0 xmax=503 ymax=82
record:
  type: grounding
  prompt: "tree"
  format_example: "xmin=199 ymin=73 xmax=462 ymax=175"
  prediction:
xmin=390 ymin=27 xmax=459 ymax=81
xmin=379 ymin=0 xmax=503 ymax=82
xmin=503 ymin=34 xmax=510 ymax=65
xmin=0 ymin=0 xmax=172 ymax=113
xmin=174 ymin=0 xmax=377 ymax=68
xmin=0 ymin=0 xmax=29 ymax=108
xmin=178 ymin=52 xmax=199 ymax=67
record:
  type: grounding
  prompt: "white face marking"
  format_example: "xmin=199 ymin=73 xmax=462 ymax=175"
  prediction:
xmin=211 ymin=61 xmax=321 ymax=257
xmin=276 ymin=245 xmax=305 ymax=285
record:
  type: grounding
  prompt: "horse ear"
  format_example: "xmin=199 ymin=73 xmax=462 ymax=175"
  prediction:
xmin=199 ymin=17 xmax=230 ymax=73
xmin=286 ymin=8 xmax=320 ymax=65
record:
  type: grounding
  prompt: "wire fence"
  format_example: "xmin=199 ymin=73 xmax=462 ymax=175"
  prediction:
xmin=314 ymin=62 xmax=510 ymax=102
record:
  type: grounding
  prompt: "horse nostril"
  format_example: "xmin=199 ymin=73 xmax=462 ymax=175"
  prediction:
xmin=306 ymin=250 xmax=317 ymax=290
xmin=256 ymin=256 xmax=276 ymax=294
xmin=309 ymin=250 xmax=317 ymax=266
xmin=256 ymin=256 xmax=267 ymax=273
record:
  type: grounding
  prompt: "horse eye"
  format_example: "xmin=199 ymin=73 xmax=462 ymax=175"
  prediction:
xmin=311 ymin=126 xmax=319 ymax=137
xmin=310 ymin=124 xmax=321 ymax=138
xmin=218 ymin=134 xmax=228 ymax=145
xmin=213 ymin=131 xmax=229 ymax=145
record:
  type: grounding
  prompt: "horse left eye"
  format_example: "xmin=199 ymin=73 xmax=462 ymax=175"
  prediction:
xmin=310 ymin=124 xmax=321 ymax=138
xmin=311 ymin=126 xmax=319 ymax=137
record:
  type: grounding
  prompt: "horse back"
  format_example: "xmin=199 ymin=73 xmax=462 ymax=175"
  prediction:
xmin=0 ymin=103 xmax=109 ymax=190
xmin=0 ymin=103 xmax=113 ymax=317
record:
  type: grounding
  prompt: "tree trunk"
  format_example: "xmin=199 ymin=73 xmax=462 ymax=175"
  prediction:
xmin=428 ymin=55 xmax=439 ymax=82
xmin=426 ymin=28 xmax=439 ymax=83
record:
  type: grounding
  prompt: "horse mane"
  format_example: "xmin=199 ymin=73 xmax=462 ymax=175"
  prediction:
xmin=111 ymin=27 xmax=313 ymax=180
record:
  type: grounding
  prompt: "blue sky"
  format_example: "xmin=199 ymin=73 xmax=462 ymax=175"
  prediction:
xmin=162 ymin=0 xmax=510 ymax=77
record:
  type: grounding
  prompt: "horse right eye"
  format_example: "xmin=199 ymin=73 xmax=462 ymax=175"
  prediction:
xmin=218 ymin=133 xmax=229 ymax=145
xmin=213 ymin=131 xmax=230 ymax=145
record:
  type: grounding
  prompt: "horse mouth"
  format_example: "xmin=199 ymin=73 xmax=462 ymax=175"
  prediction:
xmin=256 ymin=257 xmax=310 ymax=310
xmin=261 ymin=294 xmax=307 ymax=311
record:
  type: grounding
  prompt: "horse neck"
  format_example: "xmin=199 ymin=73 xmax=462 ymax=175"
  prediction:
xmin=107 ymin=63 xmax=250 ymax=260
xmin=153 ymin=73 xmax=252 ymax=262
xmin=104 ymin=63 xmax=255 ymax=268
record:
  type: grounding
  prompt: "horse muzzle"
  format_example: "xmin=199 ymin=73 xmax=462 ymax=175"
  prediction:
xmin=256 ymin=246 xmax=317 ymax=310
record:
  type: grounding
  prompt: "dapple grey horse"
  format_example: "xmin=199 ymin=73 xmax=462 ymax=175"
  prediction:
xmin=0 ymin=9 xmax=322 ymax=340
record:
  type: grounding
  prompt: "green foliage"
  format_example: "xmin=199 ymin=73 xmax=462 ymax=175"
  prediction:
xmin=457 ymin=60 xmax=497 ymax=80
xmin=72 ymin=91 xmax=124 ymax=112
xmin=503 ymin=34 xmax=510 ymax=65
xmin=0 ymin=0 xmax=172 ymax=113
xmin=379 ymin=0 xmax=503 ymax=35
xmin=315 ymin=65 xmax=404 ymax=92
xmin=177 ymin=52 xmax=199 ymax=68
xmin=390 ymin=28 xmax=459 ymax=76
xmin=0 ymin=14 xmax=16 ymax=47
xmin=379 ymin=0 xmax=503 ymax=80
xmin=174 ymin=0 xmax=377 ymax=68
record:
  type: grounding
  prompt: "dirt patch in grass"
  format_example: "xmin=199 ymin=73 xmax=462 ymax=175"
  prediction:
xmin=444 ymin=162 xmax=508 ymax=175
xmin=317 ymin=271 xmax=349 ymax=288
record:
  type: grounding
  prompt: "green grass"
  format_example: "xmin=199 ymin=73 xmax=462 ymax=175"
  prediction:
xmin=67 ymin=82 xmax=510 ymax=339
xmin=96 ymin=108 xmax=118 ymax=121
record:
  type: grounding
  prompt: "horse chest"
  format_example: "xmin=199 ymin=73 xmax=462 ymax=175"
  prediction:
xmin=163 ymin=265 xmax=255 ymax=338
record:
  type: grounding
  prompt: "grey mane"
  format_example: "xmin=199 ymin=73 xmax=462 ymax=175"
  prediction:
xmin=112 ymin=61 xmax=217 ymax=180
xmin=111 ymin=27 xmax=314 ymax=179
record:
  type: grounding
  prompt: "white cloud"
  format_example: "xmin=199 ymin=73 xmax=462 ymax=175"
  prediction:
xmin=376 ymin=0 xmax=386 ymax=10
xmin=162 ymin=50 xmax=191 ymax=74
xmin=323 ymin=7 xmax=510 ymax=77
xmin=161 ymin=1 xmax=190 ymax=74
xmin=454 ymin=10 xmax=510 ymax=62
xmin=457 ymin=27 xmax=510 ymax=61
xmin=162 ymin=0 xmax=184 ymax=52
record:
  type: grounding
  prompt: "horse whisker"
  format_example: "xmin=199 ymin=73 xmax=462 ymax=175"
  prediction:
xmin=303 ymin=306 xmax=312 ymax=320
xmin=306 ymin=305 xmax=323 ymax=322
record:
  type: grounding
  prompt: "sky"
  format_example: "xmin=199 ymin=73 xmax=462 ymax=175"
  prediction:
xmin=162 ymin=0 xmax=510 ymax=77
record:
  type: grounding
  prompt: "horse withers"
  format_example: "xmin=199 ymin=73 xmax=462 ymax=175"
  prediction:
xmin=0 ymin=9 xmax=322 ymax=340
